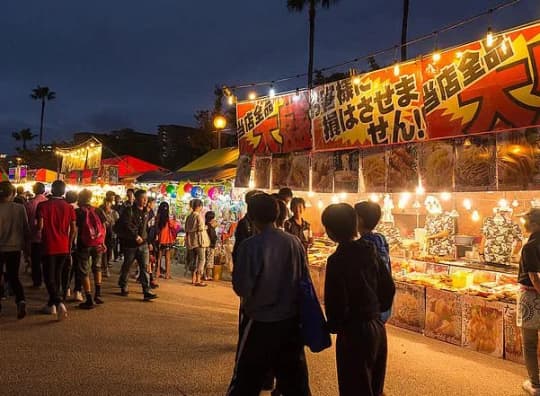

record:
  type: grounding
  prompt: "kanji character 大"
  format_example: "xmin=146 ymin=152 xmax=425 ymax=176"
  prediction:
xmin=373 ymin=84 xmax=395 ymax=115
xmin=457 ymin=51 xmax=486 ymax=86
xmin=422 ymin=80 xmax=441 ymax=114
xmin=323 ymin=111 xmax=343 ymax=142
xmin=367 ymin=116 xmax=390 ymax=145
xmin=436 ymin=64 xmax=462 ymax=100
xmin=394 ymin=75 xmax=420 ymax=108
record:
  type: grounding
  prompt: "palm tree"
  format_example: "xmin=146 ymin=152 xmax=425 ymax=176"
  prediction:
xmin=287 ymin=0 xmax=340 ymax=89
xmin=30 ymin=85 xmax=56 ymax=149
xmin=11 ymin=128 xmax=37 ymax=151
xmin=401 ymin=0 xmax=410 ymax=61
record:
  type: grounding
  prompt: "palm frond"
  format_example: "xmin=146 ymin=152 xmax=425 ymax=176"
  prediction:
xmin=47 ymin=91 xmax=56 ymax=100
xmin=287 ymin=0 xmax=307 ymax=12
xmin=12 ymin=132 xmax=21 ymax=141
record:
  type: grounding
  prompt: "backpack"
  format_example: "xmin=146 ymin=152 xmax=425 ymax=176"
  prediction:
xmin=80 ymin=206 xmax=106 ymax=247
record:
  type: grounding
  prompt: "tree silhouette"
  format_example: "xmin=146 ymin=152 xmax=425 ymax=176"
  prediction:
xmin=30 ymin=85 xmax=56 ymax=149
xmin=11 ymin=128 xmax=37 ymax=151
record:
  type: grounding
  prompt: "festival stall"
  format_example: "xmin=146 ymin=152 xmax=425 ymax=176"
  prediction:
xmin=234 ymin=21 xmax=540 ymax=363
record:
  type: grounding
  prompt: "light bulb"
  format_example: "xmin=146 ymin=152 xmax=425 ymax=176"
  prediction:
xmin=499 ymin=198 xmax=509 ymax=209
xmin=393 ymin=63 xmax=400 ymax=77
xmin=440 ymin=192 xmax=451 ymax=201
xmin=248 ymin=179 xmax=255 ymax=189
xmin=248 ymin=92 xmax=257 ymax=101
xmin=415 ymin=184 xmax=425 ymax=196
xmin=317 ymin=200 xmax=324 ymax=210
xmin=308 ymin=191 xmax=315 ymax=198
xmin=331 ymin=195 xmax=339 ymax=204
xmin=369 ymin=193 xmax=380 ymax=203
xmin=293 ymin=89 xmax=300 ymax=102
xmin=456 ymin=51 xmax=463 ymax=59
xmin=512 ymin=199 xmax=519 ymax=208
xmin=269 ymin=88 xmax=275 ymax=98
xmin=472 ymin=210 xmax=480 ymax=222
xmin=501 ymin=41 xmax=508 ymax=55
xmin=463 ymin=199 xmax=472 ymax=211
xmin=352 ymin=76 xmax=361 ymax=85
xmin=486 ymin=27 xmax=494 ymax=48
xmin=433 ymin=51 xmax=441 ymax=63
xmin=227 ymin=96 xmax=234 ymax=106
xmin=339 ymin=192 xmax=347 ymax=200
xmin=398 ymin=198 xmax=407 ymax=210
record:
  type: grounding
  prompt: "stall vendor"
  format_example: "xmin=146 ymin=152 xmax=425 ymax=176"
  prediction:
xmin=424 ymin=196 xmax=455 ymax=257
xmin=480 ymin=208 xmax=522 ymax=264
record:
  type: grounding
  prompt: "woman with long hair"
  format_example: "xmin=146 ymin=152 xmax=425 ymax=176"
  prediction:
xmin=155 ymin=202 xmax=179 ymax=279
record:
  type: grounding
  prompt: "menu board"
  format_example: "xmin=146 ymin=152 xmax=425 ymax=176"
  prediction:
xmin=361 ymin=147 xmax=386 ymax=193
xmin=333 ymin=150 xmax=359 ymax=193
xmin=387 ymin=145 xmax=418 ymax=192
xmin=312 ymin=152 xmax=334 ymax=193
xmin=388 ymin=281 xmax=426 ymax=333
xmin=425 ymin=288 xmax=463 ymax=346
xmin=253 ymin=156 xmax=271 ymax=189
xmin=462 ymin=295 xmax=504 ymax=358
xmin=235 ymin=155 xmax=252 ymax=188
xmin=455 ymin=136 xmax=496 ymax=191
xmin=419 ymin=140 xmax=454 ymax=192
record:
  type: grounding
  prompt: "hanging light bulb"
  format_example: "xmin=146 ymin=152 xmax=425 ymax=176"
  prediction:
xmin=227 ymin=95 xmax=234 ymax=106
xmin=308 ymin=191 xmax=315 ymax=198
xmin=512 ymin=199 xmax=519 ymax=208
xmin=501 ymin=40 xmax=508 ymax=55
xmin=486 ymin=27 xmax=494 ymax=48
xmin=317 ymin=200 xmax=324 ymax=210
xmin=463 ymin=198 xmax=472 ymax=211
xmin=393 ymin=62 xmax=400 ymax=77
xmin=339 ymin=192 xmax=348 ymax=200
xmin=352 ymin=76 xmax=361 ymax=85
xmin=269 ymin=87 xmax=276 ymax=98
xmin=432 ymin=50 xmax=441 ymax=63
xmin=248 ymin=92 xmax=257 ymax=101
xmin=472 ymin=210 xmax=480 ymax=222
xmin=415 ymin=184 xmax=425 ymax=196
xmin=498 ymin=198 xmax=509 ymax=209
xmin=369 ymin=193 xmax=380 ymax=203
xmin=440 ymin=192 xmax=451 ymax=201
xmin=331 ymin=195 xmax=339 ymax=204
xmin=456 ymin=51 xmax=463 ymax=59
xmin=293 ymin=89 xmax=300 ymax=102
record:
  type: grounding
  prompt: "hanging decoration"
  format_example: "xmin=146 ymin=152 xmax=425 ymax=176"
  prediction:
xmin=56 ymin=138 xmax=103 ymax=173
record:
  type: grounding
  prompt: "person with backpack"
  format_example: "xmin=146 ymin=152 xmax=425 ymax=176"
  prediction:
xmin=355 ymin=201 xmax=393 ymax=323
xmin=322 ymin=203 xmax=395 ymax=396
xmin=155 ymin=201 xmax=179 ymax=280
xmin=37 ymin=180 xmax=76 ymax=319
xmin=117 ymin=189 xmax=157 ymax=301
xmin=75 ymin=189 xmax=107 ymax=309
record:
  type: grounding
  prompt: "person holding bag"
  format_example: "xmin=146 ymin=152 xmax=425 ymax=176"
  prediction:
xmin=518 ymin=209 xmax=540 ymax=396
xmin=322 ymin=203 xmax=395 ymax=396
xmin=155 ymin=202 xmax=179 ymax=280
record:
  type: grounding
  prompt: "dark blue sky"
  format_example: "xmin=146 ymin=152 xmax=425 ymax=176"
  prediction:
xmin=1 ymin=0 xmax=538 ymax=152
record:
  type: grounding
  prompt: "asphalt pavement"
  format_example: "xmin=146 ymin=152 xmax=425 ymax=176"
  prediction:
xmin=0 ymin=263 xmax=530 ymax=396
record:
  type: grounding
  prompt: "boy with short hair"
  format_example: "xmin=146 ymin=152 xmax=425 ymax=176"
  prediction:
xmin=354 ymin=201 xmax=393 ymax=323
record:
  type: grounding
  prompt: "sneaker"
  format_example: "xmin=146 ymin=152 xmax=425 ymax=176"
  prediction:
xmin=150 ymin=282 xmax=159 ymax=289
xmin=120 ymin=288 xmax=129 ymax=297
xmin=94 ymin=296 xmax=104 ymax=305
xmin=523 ymin=380 xmax=540 ymax=396
xmin=43 ymin=304 xmax=57 ymax=315
xmin=74 ymin=291 xmax=84 ymax=302
xmin=143 ymin=292 xmax=158 ymax=301
xmin=17 ymin=301 xmax=26 ymax=319
xmin=79 ymin=300 xmax=95 ymax=310
xmin=56 ymin=303 xmax=68 ymax=321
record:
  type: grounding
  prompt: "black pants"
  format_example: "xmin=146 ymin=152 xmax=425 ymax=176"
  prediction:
xmin=0 ymin=251 xmax=25 ymax=303
xmin=227 ymin=316 xmax=310 ymax=396
xmin=43 ymin=254 xmax=68 ymax=306
xmin=31 ymin=242 xmax=43 ymax=287
xmin=61 ymin=254 xmax=73 ymax=299
xmin=336 ymin=320 xmax=387 ymax=396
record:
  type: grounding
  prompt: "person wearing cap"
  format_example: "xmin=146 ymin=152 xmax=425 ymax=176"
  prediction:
xmin=0 ymin=181 xmax=30 ymax=319
xmin=518 ymin=208 xmax=540 ymax=395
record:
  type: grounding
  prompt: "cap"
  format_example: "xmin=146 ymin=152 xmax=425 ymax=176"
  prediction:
xmin=523 ymin=209 xmax=540 ymax=224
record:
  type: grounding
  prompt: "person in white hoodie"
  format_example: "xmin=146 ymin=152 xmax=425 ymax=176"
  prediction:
xmin=0 ymin=181 xmax=30 ymax=319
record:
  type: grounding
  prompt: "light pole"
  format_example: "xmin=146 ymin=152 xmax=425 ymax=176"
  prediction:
xmin=213 ymin=115 xmax=227 ymax=149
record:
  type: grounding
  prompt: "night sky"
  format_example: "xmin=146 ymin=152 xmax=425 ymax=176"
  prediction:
xmin=1 ymin=0 xmax=538 ymax=152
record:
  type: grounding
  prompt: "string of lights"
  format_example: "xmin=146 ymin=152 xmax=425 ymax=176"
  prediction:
xmin=223 ymin=0 xmax=522 ymax=99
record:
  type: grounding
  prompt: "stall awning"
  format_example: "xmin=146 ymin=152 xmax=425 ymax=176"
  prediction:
xmin=28 ymin=168 xmax=58 ymax=183
xmin=101 ymin=155 xmax=165 ymax=178
xmin=137 ymin=148 xmax=239 ymax=183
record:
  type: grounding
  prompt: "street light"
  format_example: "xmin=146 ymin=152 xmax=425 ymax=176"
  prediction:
xmin=213 ymin=115 xmax=227 ymax=149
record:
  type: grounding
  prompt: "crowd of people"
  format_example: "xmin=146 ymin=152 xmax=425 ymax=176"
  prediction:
xmin=227 ymin=189 xmax=395 ymax=396
xmin=0 ymin=180 xmax=222 ymax=321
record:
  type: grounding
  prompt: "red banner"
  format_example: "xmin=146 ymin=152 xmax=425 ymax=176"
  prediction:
xmin=236 ymin=22 xmax=540 ymax=155
xmin=236 ymin=91 xmax=311 ymax=155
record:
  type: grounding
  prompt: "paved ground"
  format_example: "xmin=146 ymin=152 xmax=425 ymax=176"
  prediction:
xmin=0 ymin=263 xmax=531 ymax=396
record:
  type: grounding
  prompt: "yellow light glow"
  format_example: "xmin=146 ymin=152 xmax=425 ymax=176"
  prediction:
xmin=472 ymin=210 xmax=480 ymax=222
xmin=339 ymin=192 xmax=347 ymax=200
xmin=440 ymin=192 xmax=451 ymax=201
xmin=456 ymin=51 xmax=463 ymax=59
xmin=415 ymin=184 xmax=425 ymax=196
xmin=331 ymin=195 xmax=339 ymax=204
xmin=213 ymin=115 xmax=227 ymax=130
xmin=227 ymin=96 xmax=234 ymax=106
xmin=369 ymin=193 xmax=380 ymax=203
xmin=248 ymin=179 xmax=255 ymax=189
xmin=486 ymin=28 xmax=494 ymax=47
xmin=248 ymin=92 xmax=257 ymax=101
xmin=463 ymin=198 xmax=472 ymax=211
xmin=308 ymin=191 xmax=315 ymax=198
xmin=512 ymin=199 xmax=519 ymax=208
xmin=501 ymin=41 xmax=508 ymax=55
xmin=432 ymin=51 xmax=441 ymax=63
xmin=498 ymin=198 xmax=509 ymax=209
xmin=352 ymin=76 xmax=361 ymax=85
xmin=398 ymin=199 xmax=407 ymax=210
xmin=317 ymin=200 xmax=324 ymax=210
xmin=393 ymin=63 xmax=400 ymax=77
xmin=269 ymin=88 xmax=275 ymax=98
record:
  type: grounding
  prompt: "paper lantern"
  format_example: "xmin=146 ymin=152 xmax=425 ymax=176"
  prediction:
xmin=191 ymin=186 xmax=203 ymax=198
xmin=208 ymin=186 xmax=219 ymax=200
xmin=171 ymin=192 xmax=177 ymax=199
xmin=166 ymin=184 xmax=175 ymax=194
xmin=177 ymin=184 xmax=184 ymax=195
xmin=184 ymin=183 xmax=193 ymax=193
xmin=160 ymin=184 xmax=167 ymax=194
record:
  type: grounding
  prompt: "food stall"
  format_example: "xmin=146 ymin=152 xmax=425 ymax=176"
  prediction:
xmin=234 ymin=21 xmax=540 ymax=363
